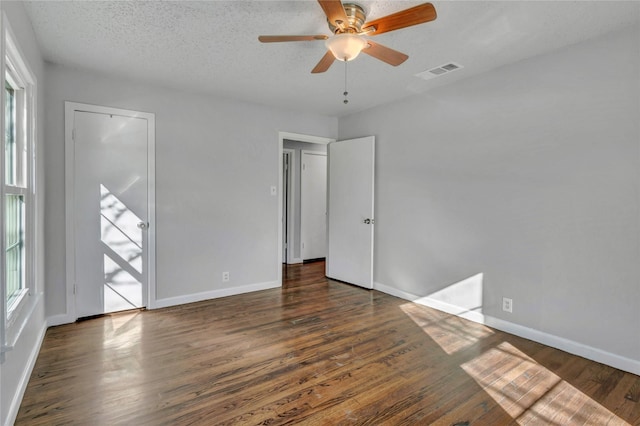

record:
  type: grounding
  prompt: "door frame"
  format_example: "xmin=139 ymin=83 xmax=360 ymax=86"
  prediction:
xmin=282 ymin=148 xmax=295 ymax=264
xmin=277 ymin=132 xmax=334 ymax=284
xmin=64 ymin=102 xmax=156 ymax=321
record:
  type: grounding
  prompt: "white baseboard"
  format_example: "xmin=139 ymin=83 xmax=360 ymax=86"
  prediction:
xmin=374 ymin=281 xmax=640 ymax=376
xmin=6 ymin=322 xmax=47 ymax=426
xmin=153 ymin=281 xmax=280 ymax=309
xmin=286 ymin=258 xmax=303 ymax=265
xmin=374 ymin=281 xmax=488 ymax=321
xmin=45 ymin=281 xmax=283 ymax=323
xmin=46 ymin=313 xmax=75 ymax=327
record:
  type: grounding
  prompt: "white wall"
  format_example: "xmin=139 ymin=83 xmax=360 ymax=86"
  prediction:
xmin=44 ymin=64 xmax=337 ymax=316
xmin=0 ymin=2 xmax=47 ymax=425
xmin=339 ymin=25 xmax=640 ymax=372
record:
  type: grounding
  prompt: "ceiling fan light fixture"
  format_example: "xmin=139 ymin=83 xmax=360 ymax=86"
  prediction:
xmin=325 ymin=33 xmax=367 ymax=61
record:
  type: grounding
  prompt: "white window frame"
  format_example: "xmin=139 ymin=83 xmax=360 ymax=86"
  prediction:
xmin=1 ymin=12 xmax=38 ymax=361
xmin=4 ymin=61 xmax=29 ymax=315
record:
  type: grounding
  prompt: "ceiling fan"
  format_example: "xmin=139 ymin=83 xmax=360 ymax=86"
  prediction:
xmin=258 ymin=0 xmax=437 ymax=73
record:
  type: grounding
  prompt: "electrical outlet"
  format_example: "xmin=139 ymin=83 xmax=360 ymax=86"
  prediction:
xmin=502 ymin=297 xmax=513 ymax=313
xmin=222 ymin=271 xmax=230 ymax=282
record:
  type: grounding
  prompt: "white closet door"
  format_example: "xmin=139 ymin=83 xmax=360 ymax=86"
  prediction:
xmin=73 ymin=108 xmax=152 ymax=317
xmin=301 ymin=151 xmax=327 ymax=260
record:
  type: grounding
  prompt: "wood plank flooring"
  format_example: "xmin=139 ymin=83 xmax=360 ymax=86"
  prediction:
xmin=16 ymin=261 xmax=640 ymax=425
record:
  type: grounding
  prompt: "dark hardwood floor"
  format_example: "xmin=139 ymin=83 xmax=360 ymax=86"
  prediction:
xmin=16 ymin=262 xmax=640 ymax=425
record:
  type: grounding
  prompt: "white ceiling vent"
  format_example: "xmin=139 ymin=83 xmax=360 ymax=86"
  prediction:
xmin=415 ymin=62 xmax=463 ymax=80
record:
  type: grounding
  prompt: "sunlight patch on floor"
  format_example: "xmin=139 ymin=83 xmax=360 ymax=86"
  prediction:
xmin=461 ymin=342 xmax=629 ymax=425
xmin=400 ymin=303 xmax=494 ymax=354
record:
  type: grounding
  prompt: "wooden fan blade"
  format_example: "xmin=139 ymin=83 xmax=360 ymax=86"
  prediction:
xmin=259 ymin=35 xmax=328 ymax=43
xmin=317 ymin=0 xmax=349 ymax=29
xmin=362 ymin=40 xmax=408 ymax=66
xmin=311 ymin=50 xmax=336 ymax=74
xmin=363 ymin=3 xmax=437 ymax=36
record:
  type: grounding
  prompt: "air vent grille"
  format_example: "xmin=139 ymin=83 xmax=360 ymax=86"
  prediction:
xmin=415 ymin=62 xmax=463 ymax=80
xmin=442 ymin=63 xmax=460 ymax=71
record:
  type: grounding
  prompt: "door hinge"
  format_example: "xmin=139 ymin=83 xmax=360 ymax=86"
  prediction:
xmin=73 ymin=284 xmax=77 ymax=294
xmin=303 ymin=163 xmax=306 ymax=170
xmin=72 ymin=128 xmax=76 ymax=141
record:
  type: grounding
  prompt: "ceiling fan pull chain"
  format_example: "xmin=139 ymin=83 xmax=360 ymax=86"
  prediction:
xmin=343 ymin=60 xmax=349 ymax=104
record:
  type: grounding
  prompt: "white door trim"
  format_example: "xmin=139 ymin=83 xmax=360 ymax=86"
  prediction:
xmin=65 ymin=102 xmax=156 ymax=321
xmin=282 ymin=149 xmax=297 ymax=264
xmin=277 ymin=132 xmax=334 ymax=284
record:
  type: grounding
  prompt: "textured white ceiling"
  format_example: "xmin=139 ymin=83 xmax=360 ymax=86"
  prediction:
xmin=22 ymin=1 xmax=640 ymax=117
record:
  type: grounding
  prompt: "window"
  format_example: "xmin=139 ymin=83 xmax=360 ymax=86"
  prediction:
xmin=5 ymin=79 xmax=16 ymax=185
xmin=2 ymin=24 xmax=36 ymax=322
xmin=5 ymin=194 xmax=24 ymax=309
xmin=5 ymin=67 xmax=27 ymax=312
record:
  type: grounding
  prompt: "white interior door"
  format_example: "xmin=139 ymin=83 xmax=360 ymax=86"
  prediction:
xmin=301 ymin=151 xmax=327 ymax=260
xmin=73 ymin=108 xmax=152 ymax=317
xmin=326 ymin=136 xmax=375 ymax=289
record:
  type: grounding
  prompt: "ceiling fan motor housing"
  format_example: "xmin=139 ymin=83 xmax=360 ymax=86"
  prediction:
xmin=328 ymin=3 xmax=366 ymax=33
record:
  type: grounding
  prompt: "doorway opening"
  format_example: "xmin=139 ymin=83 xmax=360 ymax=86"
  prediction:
xmin=283 ymin=141 xmax=327 ymax=265
xmin=277 ymin=132 xmax=334 ymax=284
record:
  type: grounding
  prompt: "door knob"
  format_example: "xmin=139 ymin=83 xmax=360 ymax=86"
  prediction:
xmin=137 ymin=221 xmax=149 ymax=229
